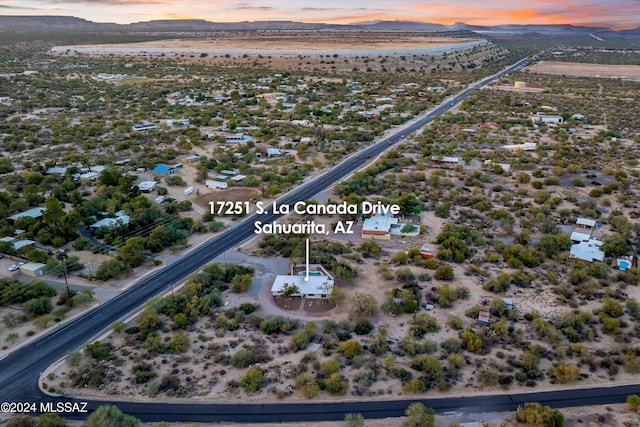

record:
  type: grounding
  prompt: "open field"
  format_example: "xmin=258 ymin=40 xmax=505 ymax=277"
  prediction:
xmin=525 ymin=60 xmax=640 ymax=80
xmin=52 ymin=33 xmax=481 ymax=56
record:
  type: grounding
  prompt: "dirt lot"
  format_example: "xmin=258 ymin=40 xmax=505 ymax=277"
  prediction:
xmin=525 ymin=61 xmax=640 ymax=80
xmin=64 ymin=33 xmax=478 ymax=52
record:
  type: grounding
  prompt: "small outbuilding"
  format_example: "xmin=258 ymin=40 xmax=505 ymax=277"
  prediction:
xmin=20 ymin=262 xmax=47 ymax=278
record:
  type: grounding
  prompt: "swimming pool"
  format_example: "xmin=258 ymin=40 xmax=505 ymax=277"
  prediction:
xmin=619 ymin=261 xmax=630 ymax=270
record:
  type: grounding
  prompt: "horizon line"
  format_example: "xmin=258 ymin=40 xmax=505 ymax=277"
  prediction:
xmin=1 ymin=14 xmax=638 ymax=31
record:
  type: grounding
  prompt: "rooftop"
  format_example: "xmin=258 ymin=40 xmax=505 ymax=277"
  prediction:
xmin=362 ymin=212 xmax=398 ymax=234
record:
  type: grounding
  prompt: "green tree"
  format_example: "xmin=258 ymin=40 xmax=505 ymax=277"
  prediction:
xmin=349 ymin=291 xmax=378 ymax=319
xmin=85 ymin=405 xmax=140 ymax=427
xmin=118 ymin=237 xmax=145 ymax=268
xmin=402 ymin=403 xmax=435 ymax=427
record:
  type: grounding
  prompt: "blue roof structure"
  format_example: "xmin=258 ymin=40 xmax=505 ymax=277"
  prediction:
xmin=152 ymin=165 xmax=171 ymax=174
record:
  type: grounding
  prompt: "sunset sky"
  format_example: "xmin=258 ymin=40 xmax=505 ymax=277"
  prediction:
xmin=1 ymin=0 xmax=639 ymax=30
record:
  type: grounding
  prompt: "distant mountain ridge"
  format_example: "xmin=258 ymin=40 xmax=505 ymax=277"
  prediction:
xmin=0 ymin=15 xmax=638 ymax=36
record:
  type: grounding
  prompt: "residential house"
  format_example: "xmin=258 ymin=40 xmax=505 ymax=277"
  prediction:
xmin=570 ymin=239 xmax=605 ymax=263
xmin=137 ymin=181 xmax=157 ymax=192
xmin=8 ymin=207 xmax=46 ymax=221
xmin=271 ymin=264 xmax=334 ymax=299
xmin=361 ymin=212 xmax=399 ymax=241
xmin=90 ymin=211 xmax=130 ymax=230
xmin=225 ymin=133 xmax=252 ymax=144
xmin=503 ymin=142 xmax=537 ymax=152
xmin=206 ymin=180 xmax=228 ymax=189
xmin=132 ymin=123 xmax=159 ymax=132
xmin=266 ymin=148 xmax=282 ymax=158
xmin=531 ymin=115 xmax=564 ymax=125
xmin=152 ymin=164 xmax=182 ymax=176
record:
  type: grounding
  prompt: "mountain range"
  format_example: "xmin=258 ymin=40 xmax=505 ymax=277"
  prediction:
xmin=0 ymin=16 xmax=638 ymax=37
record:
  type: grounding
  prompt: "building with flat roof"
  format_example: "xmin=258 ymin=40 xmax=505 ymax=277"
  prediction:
xmin=570 ymin=239 xmax=605 ymax=263
xmin=271 ymin=264 xmax=334 ymax=299
xmin=152 ymin=164 xmax=182 ymax=176
xmin=137 ymin=181 xmax=157 ymax=192
xmin=132 ymin=123 xmax=159 ymax=132
xmin=20 ymin=262 xmax=47 ymax=278
xmin=8 ymin=207 xmax=46 ymax=221
xmin=90 ymin=211 xmax=130 ymax=229
xmin=361 ymin=212 xmax=399 ymax=241
xmin=225 ymin=133 xmax=252 ymax=144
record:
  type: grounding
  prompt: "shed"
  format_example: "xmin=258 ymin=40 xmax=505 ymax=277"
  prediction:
xmin=20 ymin=262 xmax=47 ymax=278
xmin=137 ymin=181 xmax=157 ymax=192
xmin=478 ymin=310 xmax=491 ymax=326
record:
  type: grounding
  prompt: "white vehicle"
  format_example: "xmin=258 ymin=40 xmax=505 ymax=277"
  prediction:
xmin=154 ymin=196 xmax=166 ymax=205
xmin=8 ymin=264 xmax=19 ymax=272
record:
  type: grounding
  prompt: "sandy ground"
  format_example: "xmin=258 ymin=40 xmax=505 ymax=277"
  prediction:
xmin=57 ymin=35 xmax=479 ymax=52
xmin=525 ymin=61 xmax=640 ymax=80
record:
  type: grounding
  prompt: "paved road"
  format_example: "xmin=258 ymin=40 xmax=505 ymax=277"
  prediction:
xmin=6 ymin=57 xmax=612 ymax=424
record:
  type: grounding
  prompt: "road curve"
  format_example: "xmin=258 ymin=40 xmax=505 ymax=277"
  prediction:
xmin=7 ymin=58 xmax=617 ymax=425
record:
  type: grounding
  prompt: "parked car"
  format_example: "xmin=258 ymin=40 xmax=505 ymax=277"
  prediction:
xmin=8 ymin=264 xmax=19 ymax=272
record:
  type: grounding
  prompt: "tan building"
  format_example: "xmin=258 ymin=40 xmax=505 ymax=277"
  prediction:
xmin=19 ymin=262 xmax=47 ymax=278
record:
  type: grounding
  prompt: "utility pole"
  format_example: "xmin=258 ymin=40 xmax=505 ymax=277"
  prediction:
xmin=57 ymin=252 xmax=72 ymax=297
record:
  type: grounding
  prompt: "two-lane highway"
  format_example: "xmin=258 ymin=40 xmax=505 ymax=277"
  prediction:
xmin=10 ymin=57 xmax=623 ymax=424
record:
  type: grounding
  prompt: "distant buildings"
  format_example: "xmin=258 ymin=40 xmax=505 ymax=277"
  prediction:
xmin=132 ymin=123 xmax=159 ymax=132
xmin=503 ymin=142 xmax=537 ymax=152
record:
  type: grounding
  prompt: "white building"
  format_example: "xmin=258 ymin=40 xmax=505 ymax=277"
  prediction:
xmin=531 ymin=115 xmax=564 ymax=125
xmin=206 ymin=180 xmax=228 ymax=189
xmin=271 ymin=264 xmax=334 ymax=299
xmin=570 ymin=239 xmax=605 ymax=263
xmin=137 ymin=181 xmax=158 ymax=192
xmin=361 ymin=212 xmax=399 ymax=241
xmin=503 ymin=142 xmax=537 ymax=151
xmin=90 ymin=211 xmax=130 ymax=229
xmin=225 ymin=133 xmax=252 ymax=144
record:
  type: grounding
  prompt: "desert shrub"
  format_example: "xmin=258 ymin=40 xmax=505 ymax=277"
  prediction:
xmin=23 ymin=296 xmax=52 ymax=317
xmin=295 ymin=373 xmax=320 ymax=398
xmin=159 ymin=374 xmax=180 ymax=392
xmin=354 ymin=319 xmax=374 ymax=335
xmin=84 ymin=341 xmax=113 ymax=360
xmin=340 ymin=340 xmax=363 ymax=359
xmin=324 ymin=373 xmax=349 ymax=395
xmin=240 ymin=367 xmax=264 ymax=392
xmin=434 ymin=265 xmax=454 ymax=281
xmin=131 ymin=362 xmax=156 ymax=384
xmin=320 ymin=359 xmax=340 ymax=376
